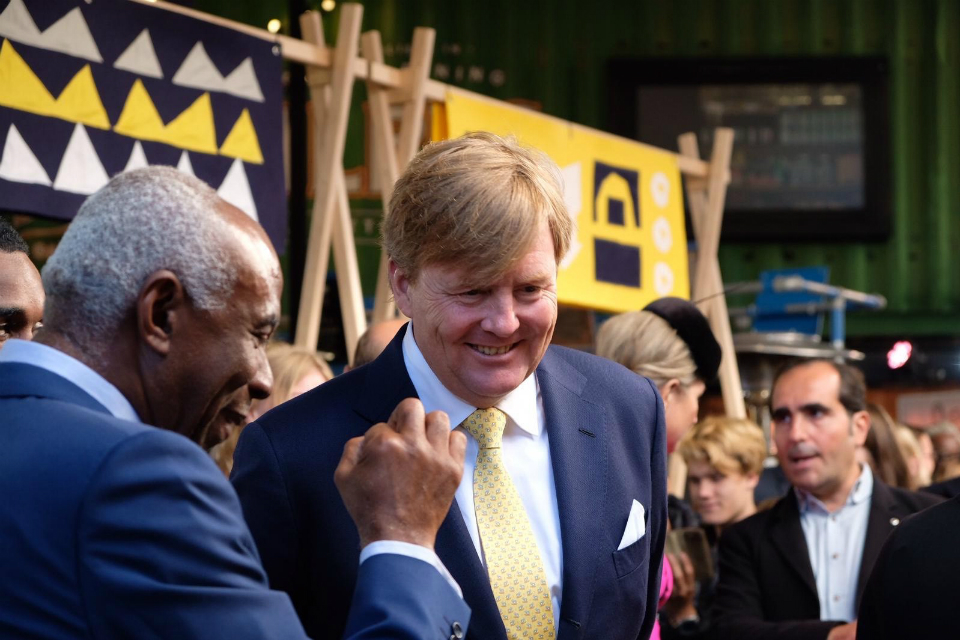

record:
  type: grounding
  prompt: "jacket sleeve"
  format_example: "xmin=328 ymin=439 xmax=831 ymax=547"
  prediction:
xmin=345 ymin=554 xmax=471 ymax=640
xmin=76 ymin=429 xmax=309 ymax=640
xmin=639 ymin=377 xmax=668 ymax=640
xmin=712 ymin=522 xmax=841 ymax=640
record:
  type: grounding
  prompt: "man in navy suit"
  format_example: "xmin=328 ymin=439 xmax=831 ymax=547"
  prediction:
xmin=0 ymin=167 xmax=469 ymax=639
xmin=233 ymin=132 xmax=668 ymax=639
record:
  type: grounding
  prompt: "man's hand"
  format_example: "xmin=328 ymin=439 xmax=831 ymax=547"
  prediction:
xmin=335 ymin=398 xmax=467 ymax=549
xmin=827 ymin=621 xmax=857 ymax=640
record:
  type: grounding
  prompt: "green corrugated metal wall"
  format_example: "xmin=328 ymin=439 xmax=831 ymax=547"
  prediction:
xmin=197 ymin=0 xmax=960 ymax=337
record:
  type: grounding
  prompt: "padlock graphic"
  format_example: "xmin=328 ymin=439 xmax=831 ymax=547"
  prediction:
xmin=592 ymin=161 xmax=642 ymax=288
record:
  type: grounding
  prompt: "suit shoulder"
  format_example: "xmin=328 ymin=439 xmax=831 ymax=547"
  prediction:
xmin=882 ymin=482 xmax=945 ymax=512
xmin=724 ymin=495 xmax=785 ymax=538
xmin=544 ymin=345 xmax=657 ymax=394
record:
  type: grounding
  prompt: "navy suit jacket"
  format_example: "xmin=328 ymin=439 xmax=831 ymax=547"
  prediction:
xmin=0 ymin=360 xmax=468 ymax=639
xmin=233 ymin=329 xmax=668 ymax=640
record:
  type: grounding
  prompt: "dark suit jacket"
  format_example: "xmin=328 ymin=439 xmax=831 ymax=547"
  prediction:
xmin=921 ymin=475 xmax=960 ymax=499
xmin=712 ymin=479 xmax=943 ymax=640
xmin=232 ymin=329 xmax=668 ymax=640
xmin=0 ymin=360 xmax=468 ymax=639
xmin=856 ymin=495 xmax=960 ymax=639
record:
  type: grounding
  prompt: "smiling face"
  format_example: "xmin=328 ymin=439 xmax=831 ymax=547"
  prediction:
xmin=391 ymin=223 xmax=558 ymax=408
xmin=771 ymin=361 xmax=869 ymax=504
xmin=687 ymin=460 xmax=759 ymax=526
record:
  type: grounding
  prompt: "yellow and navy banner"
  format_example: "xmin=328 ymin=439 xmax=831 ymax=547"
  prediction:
xmin=434 ymin=88 xmax=689 ymax=313
xmin=0 ymin=0 xmax=286 ymax=248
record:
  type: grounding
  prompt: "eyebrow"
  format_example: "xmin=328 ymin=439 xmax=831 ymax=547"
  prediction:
xmin=772 ymin=402 xmax=831 ymax=417
xmin=0 ymin=307 xmax=24 ymax=320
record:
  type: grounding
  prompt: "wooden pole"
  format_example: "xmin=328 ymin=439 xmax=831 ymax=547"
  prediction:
xmin=294 ymin=5 xmax=364 ymax=351
xmin=678 ymin=128 xmax=746 ymax=420
xmin=363 ymin=28 xmax=436 ymax=322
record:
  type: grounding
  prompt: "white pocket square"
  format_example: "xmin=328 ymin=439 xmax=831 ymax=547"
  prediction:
xmin=617 ymin=499 xmax=646 ymax=551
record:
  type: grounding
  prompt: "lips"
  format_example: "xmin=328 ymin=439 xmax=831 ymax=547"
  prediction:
xmin=469 ymin=343 xmax=515 ymax=356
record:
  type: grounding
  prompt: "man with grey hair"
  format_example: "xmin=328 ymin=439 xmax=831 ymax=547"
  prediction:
xmin=0 ymin=216 xmax=43 ymax=349
xmin=0 ymin=166 xmax=470 ymax=638
xmin=234 ymin=132 xmax=668 ymax=640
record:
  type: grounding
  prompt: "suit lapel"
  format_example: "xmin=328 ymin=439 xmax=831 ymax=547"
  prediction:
xmin=768 ymin=492 xmax=819 ymax=600
xmin=0 ymin=362 xmax=110 ymax=415
xmin=537 ymin=349 xmax=606 ymax=638
xmin=352 ymin=328 xmax=506 ymax=638
xmin=855 ymin=480 xmax=900 ymax=607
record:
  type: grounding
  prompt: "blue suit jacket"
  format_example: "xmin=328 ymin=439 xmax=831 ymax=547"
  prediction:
xmin=233 ymin=330 xmax=667 ymax=640
xmin=0 ymin=361 xmax=468 ymax=639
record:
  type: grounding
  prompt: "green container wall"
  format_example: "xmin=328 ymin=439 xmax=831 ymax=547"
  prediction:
xmin=196 ymin=0 xmax=960 ymax=337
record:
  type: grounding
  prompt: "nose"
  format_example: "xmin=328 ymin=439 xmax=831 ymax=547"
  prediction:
xmin=249 ymin=349 xmax=273 ymax=401
xmin=784 ymin=414 xmax=810 ymax=444
xmin=480 ymin=291 xmax=520 ymax=337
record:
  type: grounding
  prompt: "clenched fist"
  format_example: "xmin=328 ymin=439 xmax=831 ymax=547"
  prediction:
xmin=335 ymin=398 xmax=467 ymax=549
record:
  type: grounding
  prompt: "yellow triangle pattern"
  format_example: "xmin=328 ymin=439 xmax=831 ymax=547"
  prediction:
xmin=114 ymin=79 xmax=165 ymax=139
xmin=0 ymin=39 xmax=56 ymax=116
xmin=0 ymin=41 xmax=109 ymax=130
xmin=50 ymin=64 xmax=110 ymax=130
xmin=0 ymin=39 xmax=262 ymax=160
xmin=219 ymin=109 xmax=263 ymax=164
xmin=163 ymin=93 xmax=217 ymax=154
xmin=114 ymin=83 xmax=218 ymax=155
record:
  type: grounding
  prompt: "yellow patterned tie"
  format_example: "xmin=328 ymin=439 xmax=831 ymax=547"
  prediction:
xmin=462 ymin=408 xmax=556 ymax=640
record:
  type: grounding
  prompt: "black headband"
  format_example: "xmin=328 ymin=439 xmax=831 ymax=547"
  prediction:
xmin=643 ymin=297 xmax=722 ymax=381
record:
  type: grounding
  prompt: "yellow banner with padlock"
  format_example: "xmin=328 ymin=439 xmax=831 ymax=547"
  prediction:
xmin=433 ymin=88 xmax=689 ymax=313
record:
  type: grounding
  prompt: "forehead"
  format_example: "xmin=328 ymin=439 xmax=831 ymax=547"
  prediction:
xmin=687 ymin=459 xmax=722 ymax=477
xmin=419 ymin=225 xmax=557 ymax=290
xmin=772 ymin=362 xmax=841 ymax=408
xmin=0 ymin=252 xmax=43 ymax=308
xmin=226 ymin=232 xmax=282 ymax=315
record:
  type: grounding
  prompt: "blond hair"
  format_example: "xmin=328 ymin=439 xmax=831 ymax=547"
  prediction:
xmin=382 ymin=131 xmax=572 ymax=284
xmin=595 ymin=310 xmax=697 ymax=387
xmin=677 ymin=415 xmax=767 ymax=477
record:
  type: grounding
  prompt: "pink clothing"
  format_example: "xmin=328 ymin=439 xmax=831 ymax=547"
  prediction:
xmin=650 ymin=555 xmax=674 ymax=640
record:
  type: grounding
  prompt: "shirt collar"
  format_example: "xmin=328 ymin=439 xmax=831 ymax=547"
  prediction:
xmin=796 ymin=463 xmax=873 ymax=514
xmin=0 ymin=338 xmax=141 ymax=423
xmin=401 ymin=322 xmax=540 ymax=435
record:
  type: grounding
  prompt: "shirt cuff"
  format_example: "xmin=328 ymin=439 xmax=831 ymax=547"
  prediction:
xmin=359 ymin=541 xmax=463 ymax=598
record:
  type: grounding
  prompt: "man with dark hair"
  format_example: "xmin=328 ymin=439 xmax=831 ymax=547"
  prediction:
xmin=713 ymin=358 xmax=941 ymax=640
xmin=0 ymin=168 xmax=470 ymax=639
xmin=0 ymin=216 xmax=43 ymax=349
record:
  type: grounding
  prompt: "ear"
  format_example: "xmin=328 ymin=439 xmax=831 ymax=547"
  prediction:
xmin=137 ymin=270 xmax=187 ymax=356
xmin=658 ymin=378 xmax=682 ymax=409
xmin=389 ymin=260 xmax=414 ymax=318
xmin=745 ymin=472 xmax=761 ymax=490
xmin=851 ymin=409 xmax=871 ymax=447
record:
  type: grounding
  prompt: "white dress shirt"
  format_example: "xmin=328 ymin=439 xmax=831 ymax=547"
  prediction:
xmin=1 ymin=339 xmax=460 ymax=594
xmin=402 ymin=322 xmax=563 ymax=627
xmin=797 ymin=463 xmax=873 ymax=622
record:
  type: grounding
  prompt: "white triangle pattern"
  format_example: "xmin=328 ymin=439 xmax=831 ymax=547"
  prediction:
xmin=40 ymin=7 xmax=102 ymax=63
xmin=114 ymin=29 xmax=163 ymax=79
xmin=223 ymin=58 xmax=264 ymax=102
xmin=172 ymin=42 xmax=225 ymax=92
xmin=0 ymin=1 xmax=102 ymax=63
xmin=0 ymin=0 xmax=42 ymax=46
xmin=123 ymin=141 xmax=149 ymax=172
xmin=176 ymin=150 xmax=195 ymax=177
xmin=0 ymin=124 xmax=51 ymax=186
xmin=172 ymin=41 xmax=264 ymax=102
xmin=217 ymin=158 xmax=257 ymax=220
xmin=53 ymin=124 xmax=109 ymax=195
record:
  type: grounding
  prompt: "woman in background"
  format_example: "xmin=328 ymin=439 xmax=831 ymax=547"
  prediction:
xmin=862 ymin=404 xmax=911 ymax=489
xmin=211 ymin=342 xmax=333 ymax=476
xmin=596 ymin=297 xmax=722 ymax=640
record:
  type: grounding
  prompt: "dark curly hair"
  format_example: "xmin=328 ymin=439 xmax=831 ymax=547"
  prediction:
xmin=0 ymin=217 xmax=29 ymax=254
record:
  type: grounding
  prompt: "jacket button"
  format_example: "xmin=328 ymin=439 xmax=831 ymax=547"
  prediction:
xmin=451 ymin=621 xmax=464 ymax=639
xmin=889 ymin=517 xmax=900 ymax=526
